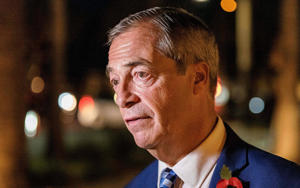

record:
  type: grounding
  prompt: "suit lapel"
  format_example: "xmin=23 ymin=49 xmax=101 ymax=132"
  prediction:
xmin=209 ymin=124 xmax=249 ymax=188
xmin=143 ymin=160 xmax=158 ymax=188
xmin=145 ymin=160 xmax=158 ymax=188
xmin=125 ymin=160 xmax=158 ymax=188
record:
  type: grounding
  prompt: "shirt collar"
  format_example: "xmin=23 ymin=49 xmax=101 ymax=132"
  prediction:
xmin=158 ymin=117 xmax=226 ymax=187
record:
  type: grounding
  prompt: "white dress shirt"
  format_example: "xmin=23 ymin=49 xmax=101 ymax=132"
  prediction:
xmin=158 ymin=117 xmax=227 ymax=188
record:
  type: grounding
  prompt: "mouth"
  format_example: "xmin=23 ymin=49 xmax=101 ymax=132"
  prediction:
xmin=125 ymin=116 xmax=151 ymax=124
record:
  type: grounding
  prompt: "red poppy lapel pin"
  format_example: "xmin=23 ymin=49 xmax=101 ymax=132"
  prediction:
xmin=216 ymin=165 xmax=243 ymax=188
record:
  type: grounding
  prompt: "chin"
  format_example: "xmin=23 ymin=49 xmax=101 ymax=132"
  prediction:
xmin=135 ymin=139 xmax=152 ymax=149
xmin=134 ymin=136 xmax=156 ymax=149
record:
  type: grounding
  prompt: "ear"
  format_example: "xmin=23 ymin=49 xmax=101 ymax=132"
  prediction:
xmin=193 ymin=62 xmax=209 ymax=94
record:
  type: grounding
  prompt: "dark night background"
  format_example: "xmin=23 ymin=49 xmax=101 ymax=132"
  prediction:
xmin=0 ymin=0 xmax=298 ymax=187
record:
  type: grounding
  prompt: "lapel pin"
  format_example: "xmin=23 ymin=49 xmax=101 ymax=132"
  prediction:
xmin=216 ymin=165 xmax=243 ymax=188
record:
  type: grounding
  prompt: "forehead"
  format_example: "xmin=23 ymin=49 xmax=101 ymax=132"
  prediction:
xmin=107 ymin=25 xmax=159 ymax=67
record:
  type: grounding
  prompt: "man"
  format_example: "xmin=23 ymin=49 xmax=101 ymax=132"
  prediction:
xmin=106 ymin=7 xmax=300 ymax=188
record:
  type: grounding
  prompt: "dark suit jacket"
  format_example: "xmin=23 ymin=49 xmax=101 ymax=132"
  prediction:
xmin=125 ymin=124 xmax=300 ymax=188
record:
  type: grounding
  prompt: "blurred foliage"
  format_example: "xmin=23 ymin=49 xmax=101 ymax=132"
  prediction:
xmin=27 ymin=128 xmax=154 ymax=187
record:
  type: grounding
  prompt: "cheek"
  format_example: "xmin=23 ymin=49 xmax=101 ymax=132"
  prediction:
xmin=136 ymin=77 xmax=182 ymax=122
xmin=152 ymin=82 xmax=190 ymax=123
xmin=141 ymin=85 xmax=174 ymax=125
xmin=145 ymin=85 xmax=168 ymax=107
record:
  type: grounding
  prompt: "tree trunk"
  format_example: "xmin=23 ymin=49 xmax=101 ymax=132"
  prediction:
xmin=46 ymin=0 xmax=67 ymax=159
xmin=0 ymin=0 xmax=27 ymax=187
xmin=270 ymin=0 xmax=299 ymax=162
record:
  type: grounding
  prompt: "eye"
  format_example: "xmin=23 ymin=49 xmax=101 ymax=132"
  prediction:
xmin=110 ymin=79 xmax=119 ymax=86
xmin=136 ymin=71 xmax=150 ymax=80
xmin=132 ymin=69 xmax=155 ymax=87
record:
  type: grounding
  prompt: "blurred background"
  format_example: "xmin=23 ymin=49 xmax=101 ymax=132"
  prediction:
xmin=0 ymin=0 xmax=299 ymax=187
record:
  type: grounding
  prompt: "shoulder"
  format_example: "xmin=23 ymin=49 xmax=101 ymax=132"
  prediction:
xmin=245 ymin=144 xmax=300 ymax=186
xmin=125 ymin=160 xmax=158 ymax=188
xmin=224 ymin=124 xmax=300 ymax=187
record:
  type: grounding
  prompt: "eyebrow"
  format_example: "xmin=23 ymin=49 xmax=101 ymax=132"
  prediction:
xmin=105 ymin=59 xmax=152 ymax=78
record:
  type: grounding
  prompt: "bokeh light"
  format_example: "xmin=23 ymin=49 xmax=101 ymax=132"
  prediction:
xmin=78 ymin=95 xmax=95 ymax=111
xmin=220 ymin=0 xmax=237 ymax=12
xmin=194 ymin=0 xmax=209 ymax=2
xmin=215 ymin=85 xmax=230 ymax=107
xmin=58 ymin=92 xmax=77 ymax=111
xmin=215 ymin=78 xmax=230 ymax=107
xmin=31 ymin=76 xmax=45 ymax=94
xmin=24 ymin=110 xmax=39 ymax=137
xmin=78 ymin=96 xmax=98 ymax=126
xmin=215 ymin=80 xmax=223 ymax=98
xmin=113 ymin=93 xmax=117 ymax=104
xmin=249 ymin=97 xmax=265 ymax=114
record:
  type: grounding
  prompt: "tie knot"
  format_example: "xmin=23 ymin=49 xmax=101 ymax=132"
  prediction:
xmin=159 ymin=168 xmax=177 ymax=188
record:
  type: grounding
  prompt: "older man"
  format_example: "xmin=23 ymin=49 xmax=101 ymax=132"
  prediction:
xmin=106 ymin=7 xmax=300 ymax=188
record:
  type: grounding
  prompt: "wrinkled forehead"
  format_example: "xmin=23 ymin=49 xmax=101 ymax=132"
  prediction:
xmin=109 ymin=24 xmax=160 ymax=55
xmin=107 ymin=25 xmax=162 ymax=76
xmin=108 ymin=26 xmax=161 ymax=63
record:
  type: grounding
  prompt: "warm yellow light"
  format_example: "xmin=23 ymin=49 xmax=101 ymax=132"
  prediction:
xmin=31 ymin=76 xmax=45 ymax=94
xmin=215 ymin=81 xmax=222 ymax=98
xmin=221 ymin=0 xmax=237 ymax=12
xmin=113 ymin=93 xmax=117 ymax=104
xmin=215 ymin=77 xmax=230 ymax=107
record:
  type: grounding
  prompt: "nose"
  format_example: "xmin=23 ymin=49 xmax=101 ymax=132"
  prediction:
xmin=115 ymin=80 xmax=140 ymax=108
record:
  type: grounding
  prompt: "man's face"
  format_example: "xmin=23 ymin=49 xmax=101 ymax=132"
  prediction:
xmin=107 ymin=26 xmax=195 ymax=149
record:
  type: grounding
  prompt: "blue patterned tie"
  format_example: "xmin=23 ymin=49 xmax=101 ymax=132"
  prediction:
xmin=159 ymin=168 xmax=177 ymax=188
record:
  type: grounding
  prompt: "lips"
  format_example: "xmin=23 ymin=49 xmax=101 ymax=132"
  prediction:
xmin=125 ymin=116 xmax=151 ymax=124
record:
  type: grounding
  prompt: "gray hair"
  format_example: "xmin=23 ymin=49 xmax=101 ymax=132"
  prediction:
xmin=107 ymin=7 xmax=219 ymax=95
